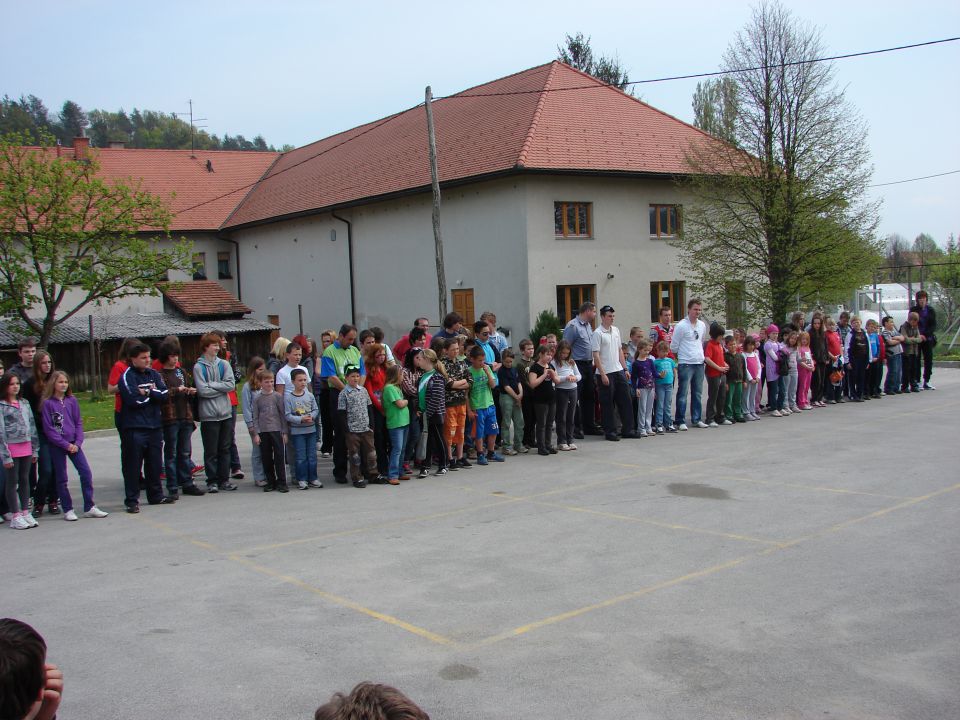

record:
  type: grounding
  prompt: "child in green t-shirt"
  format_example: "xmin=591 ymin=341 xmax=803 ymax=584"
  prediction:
xmin=382 ymin=365 xmax=409 ymax=485
xmin=467 ymin=346 xmax=503 ymax=465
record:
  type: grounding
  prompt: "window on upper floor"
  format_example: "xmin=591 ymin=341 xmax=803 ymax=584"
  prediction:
xmin=649 ymin=204 xmax=681 ymax=238
xmin=650 ymin=281 xmax=686 ymax=323
xmin=192 ymin=252 xmax=207 ymax=281
xmin=554 ymin=201 xmax=593 ymax=238
xmin=217 ymin=251 xmax=232 ymax=279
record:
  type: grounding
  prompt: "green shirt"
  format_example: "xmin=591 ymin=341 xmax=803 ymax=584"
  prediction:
xmin=383 ymin=384 xmax=408 ymax=430
xmin=468 ymin=366 xmax=494 ymax=410
xmin=321 ymin=342 xmax=363 ymax=388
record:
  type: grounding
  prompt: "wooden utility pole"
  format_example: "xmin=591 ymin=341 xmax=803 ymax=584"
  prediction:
xmin=424 ymin=86 xmax=448 ymax=319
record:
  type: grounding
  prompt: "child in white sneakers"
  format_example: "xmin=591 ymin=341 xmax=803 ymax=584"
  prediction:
xmin=40 ymin=371 xmax=107 ymax=522
xmin=0 ymin=373 xmax=39 ymax=529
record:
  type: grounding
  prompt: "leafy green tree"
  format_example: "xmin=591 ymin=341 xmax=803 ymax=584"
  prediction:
xmin=0 ymin=95 xmax=53 ymax=143
xmin=529 ymin=309 xmax=563 ymax=348
xmin=0 ymin=133 xmax=192 ymax=346
xmin=930 ymin=234 xmax=960 ymax=330
xmin=677 ymin=1 xmax=880 ymax=324
xmin=55 ymin=100 xmax=88 ymax=144
xmin=557 ymin=32 xmax=631 ymax=92
xmin=692 ymin=78 xmax=738 ymax=144
xmin=912 ymin=232 xmax=942 ymax=257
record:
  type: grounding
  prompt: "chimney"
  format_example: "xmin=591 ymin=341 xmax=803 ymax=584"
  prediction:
xmin=108 ymin=140 xmax=126 ymax=149
xmin=72 ymin=137 xmax=90 ymax=160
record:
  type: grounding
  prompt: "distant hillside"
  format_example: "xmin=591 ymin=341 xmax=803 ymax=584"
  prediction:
xmin=0 ymin=94 xmax=292 ymax=152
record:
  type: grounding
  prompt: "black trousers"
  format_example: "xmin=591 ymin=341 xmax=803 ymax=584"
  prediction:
xmin=521 ymin=393 xmax=535 ymax=447
xmin=598 ymin=370 xmax=634 ymax=435
xmin=121 ymin=427 xmax=164 ymax=508
xmin=318 ymin=386 xmax=334 ymax=453
xmin=902 ymin=354 xmax=920 ymax=390
xmin=200 ymin=417 xmax=233 ymax=486
xmin=329 ymin=388 xmax=348 ymax=479
xmin=534 ymin=401 xmax=556 ymax=451
xmin=259 ymin=431 xmax=287 ymax=488
xmin=811 ymin=363 xmax=827 ymax=403
xmin=919 ymin=339 xmax=935 ymax=384
xmin=372 ymin=408 xmax=389 ymax=474
xmin=425 ymin=415 xmax=447 ymax=471
xmin=574 ymin=360 xmax=599 ymax=433
xmin=706 ymin=375 xmax=727 ymax=423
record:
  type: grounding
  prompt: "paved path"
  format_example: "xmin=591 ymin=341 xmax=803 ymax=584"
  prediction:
xmin=6 ymin=370 xmax=960 ymax=719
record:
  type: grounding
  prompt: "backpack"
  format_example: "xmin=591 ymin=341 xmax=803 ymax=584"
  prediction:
xmin=776 ymin=349 xmax=790 ymax=376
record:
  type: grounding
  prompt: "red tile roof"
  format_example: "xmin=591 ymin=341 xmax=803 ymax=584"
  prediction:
xmin=159 ymin=280 xmax=253 ymax=318
xmin=53 ymin=146 xmax=278 ymax=231
xmin=224 ymin=61 xmax=724 ymax=229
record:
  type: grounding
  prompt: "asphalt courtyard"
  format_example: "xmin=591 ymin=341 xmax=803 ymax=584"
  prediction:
xmin=5 ymin=369 xmax=959 ymax=720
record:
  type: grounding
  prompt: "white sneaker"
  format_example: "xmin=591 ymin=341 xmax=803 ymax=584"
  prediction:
xmin=791 ymin=406 xmax=802 ymax=413
xmin=771 ymin=410 xmax=782 ymax=417
xmin=721 ymin=419 xmax=733 ymax=426
xmin=23 ymin=512 xmax=38 ymax=527
xmin=64 ymin=510 xmax=79 ymax=521
xmin=308 ymin=479 xmax=323 ymax=488
xmin=84 ymin=507 xmax=109 ymax=518
xmin=10 ymin=514 xmax=30 ymax=530
xmin=708 ymin=421 xmax=719 ymax=428
xmin=678 ymin=423 xmax=689 ymax=431
xmin=2 ymin=512 xmax=11 ymax=522
xmin=558 ymin=443 xmax=570 ymax=451
xmin=696 ymin=421 xmax=710 ymax=429
xmin=567 ymin=443 xmax=578 ymax=450
xmin=298 ymin=480 xmax=308 ymax=490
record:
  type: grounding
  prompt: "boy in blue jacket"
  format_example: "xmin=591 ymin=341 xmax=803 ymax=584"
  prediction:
xmin=118 ymin=342 xmax=174 ymax=513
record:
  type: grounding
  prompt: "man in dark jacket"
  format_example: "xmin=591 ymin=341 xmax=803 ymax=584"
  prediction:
xmin=118 ymin=342 xmax=174 ymax=512
xmin=910 ymin=290 xmax=937 ymax=390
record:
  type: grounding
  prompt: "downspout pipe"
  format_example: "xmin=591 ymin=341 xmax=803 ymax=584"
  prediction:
xmin=224 ymin=237 xmax=242 ymax=301
xmin=331 ymin=212 xmax=356 ymax=325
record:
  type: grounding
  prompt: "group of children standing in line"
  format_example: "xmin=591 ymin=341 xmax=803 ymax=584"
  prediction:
xmin=1 ymin=296 xmax=941 ymax=526
xmin=0 ymin=339 xmax=107 ymax=530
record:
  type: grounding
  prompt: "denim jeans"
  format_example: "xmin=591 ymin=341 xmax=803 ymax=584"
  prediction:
xmin=636 ymin=387 xmax=654 ymax=433
xmin=655 ymin=384 xmax=673 ymax=428
xmin=783 ymin=372 xmax=799 ymax=409
xmin=290 ymin=431 xmax=318 ymax=482
xmin=388 ymin=426 xmax=408 ymax=479
xmin=163 ymin=421 xmax=195 ymax=492
xmin=767 ymin=376 xmax=784 ymax=411
xmin=884 ymin=353 xmax=902 ymax=393
xmin=674 ymin=363 xmax=705 ymax=425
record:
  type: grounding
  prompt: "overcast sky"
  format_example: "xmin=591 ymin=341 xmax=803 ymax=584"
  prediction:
xmin=5 ymin=0 xmax=958 ymax=245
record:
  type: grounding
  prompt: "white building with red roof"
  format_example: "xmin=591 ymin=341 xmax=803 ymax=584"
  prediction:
xmin=220 ymin=60 xmax=725 ymax=342
xmin=17 ymin=60 xmax=729 ymax=349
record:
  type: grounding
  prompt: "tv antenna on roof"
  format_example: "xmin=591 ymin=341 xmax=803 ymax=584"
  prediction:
xmin=172 ymin=99 xmax=207 ymax=157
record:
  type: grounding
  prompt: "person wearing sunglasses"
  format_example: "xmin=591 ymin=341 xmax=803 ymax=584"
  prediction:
xmin=670 ymin=298 xmax=709 ymax=430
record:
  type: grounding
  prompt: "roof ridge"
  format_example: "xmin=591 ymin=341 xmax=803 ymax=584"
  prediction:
xmin=220 ymin=150 xmax=285 ymax=229
xmin=516 ymin=61 xmax=559 ymax=168
xmin=450 ymin=61 xmax=554 ymax=98
xmin=555 ymin=61 xmax=731 ymax=147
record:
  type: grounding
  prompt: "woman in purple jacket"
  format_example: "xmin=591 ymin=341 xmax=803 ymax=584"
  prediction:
xmin=41 ymin=371 xmax=108 ymax=522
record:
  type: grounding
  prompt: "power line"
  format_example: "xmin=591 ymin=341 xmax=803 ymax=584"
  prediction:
xmin=444 ymin=36 xmax=960 ymax=99
xmin=869 ymin=169 xmax=960 ymax=188
xmin=176 ymin=104 xmax=422 ymax=219
xmin=176 ymin=36 xmax=959 ymax=219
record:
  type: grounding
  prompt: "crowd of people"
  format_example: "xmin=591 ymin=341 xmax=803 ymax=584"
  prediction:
xmin=0 ymin=292 xmax=941 ymax=527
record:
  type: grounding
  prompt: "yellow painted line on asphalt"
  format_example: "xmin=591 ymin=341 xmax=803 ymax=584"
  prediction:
xmin=764 ymin=481 xmax=960 ymax=554
xmin=228 ymin=555 xmax=456 ymax=647
xmin=475 ymin=555 xmax=753 ymax=647
xmin=715 ymin=474 xmax=911 ymax=500
xmin=473 ymin=481 xmax=960 ymax=648
xmin=129 ymin=513 xmax=457 ymax=647
xmin=526 ymin=499 xmax=786 ymax=547
xmin=236 ymin=496 xmax=522 ymax=555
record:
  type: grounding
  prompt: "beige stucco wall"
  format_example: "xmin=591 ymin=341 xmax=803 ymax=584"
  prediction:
xmin=524 ymin=175 xmax=691 ymax=333
xmin=230 ymin=173 xmax=701 ymax=347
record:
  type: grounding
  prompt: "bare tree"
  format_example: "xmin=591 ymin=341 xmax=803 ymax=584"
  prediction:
xmin=677 ymin=1 xmax=881 ymax=324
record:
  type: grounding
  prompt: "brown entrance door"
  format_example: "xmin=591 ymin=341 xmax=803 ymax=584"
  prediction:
xmin=451 ymin=289 xmax=475 ymax=326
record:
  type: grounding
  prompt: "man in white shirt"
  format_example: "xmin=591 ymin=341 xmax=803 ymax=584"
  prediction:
xmin=591 ymin=305 xmax=638 ymax=441
xmin=669 ymin=298 xmax=709 ymax=430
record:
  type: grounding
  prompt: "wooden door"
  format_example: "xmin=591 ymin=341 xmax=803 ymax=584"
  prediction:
xmin=451 ymin=289 xmax=475 ymax=326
